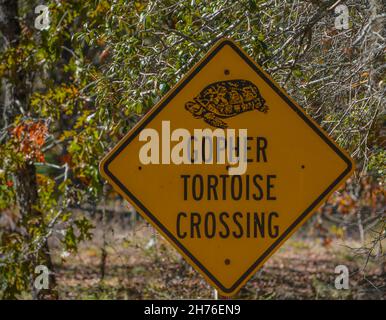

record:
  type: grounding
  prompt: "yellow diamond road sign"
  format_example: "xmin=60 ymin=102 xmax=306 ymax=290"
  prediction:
xmin=100 ymin=38 xmax=354 ymax=296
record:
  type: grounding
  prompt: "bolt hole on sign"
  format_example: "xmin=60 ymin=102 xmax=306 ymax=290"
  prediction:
xmin=99 ymin=38 xmax=354 ymax=297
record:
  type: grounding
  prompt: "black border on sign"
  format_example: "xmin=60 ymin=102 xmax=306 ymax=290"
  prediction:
xmin=102 ymin=40 xmax=353 ymax=294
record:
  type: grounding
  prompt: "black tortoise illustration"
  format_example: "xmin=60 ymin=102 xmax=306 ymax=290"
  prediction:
xmin=185 ymin=79 xmax=268 ymax=128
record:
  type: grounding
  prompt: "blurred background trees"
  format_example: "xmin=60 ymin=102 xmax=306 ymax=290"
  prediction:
xmin=0 ymin=0 xmax=384 ymax=299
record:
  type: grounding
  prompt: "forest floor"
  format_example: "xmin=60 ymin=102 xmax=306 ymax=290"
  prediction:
xmin=52 ymin=218 xmax=385 ymax=300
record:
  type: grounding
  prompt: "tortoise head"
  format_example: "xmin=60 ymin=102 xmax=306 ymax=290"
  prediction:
xmin=185 ymin=100 xmax=205 ymax=118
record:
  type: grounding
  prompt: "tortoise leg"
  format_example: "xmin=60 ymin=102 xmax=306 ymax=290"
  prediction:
xmin=254 ymin=97 xmax=269 ymax=113
xmin=203 ymin=112 xmax=228 ymax=128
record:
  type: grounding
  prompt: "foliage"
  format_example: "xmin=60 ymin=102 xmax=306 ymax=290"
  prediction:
xmin=0 ymin=0 xmax=384 ymax=298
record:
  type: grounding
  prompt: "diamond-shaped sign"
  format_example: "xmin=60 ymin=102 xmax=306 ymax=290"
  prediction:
xmin=100 ymin=38 xmax=354 ymax=296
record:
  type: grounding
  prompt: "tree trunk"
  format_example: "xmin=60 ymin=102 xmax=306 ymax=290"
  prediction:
xmin=0 ymin=0 xmax=21 ymax=129
xmin=0 ymin=0 xmax=57 ymax=299
xmin=14 ymin=163 xmax=57 ymax=299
